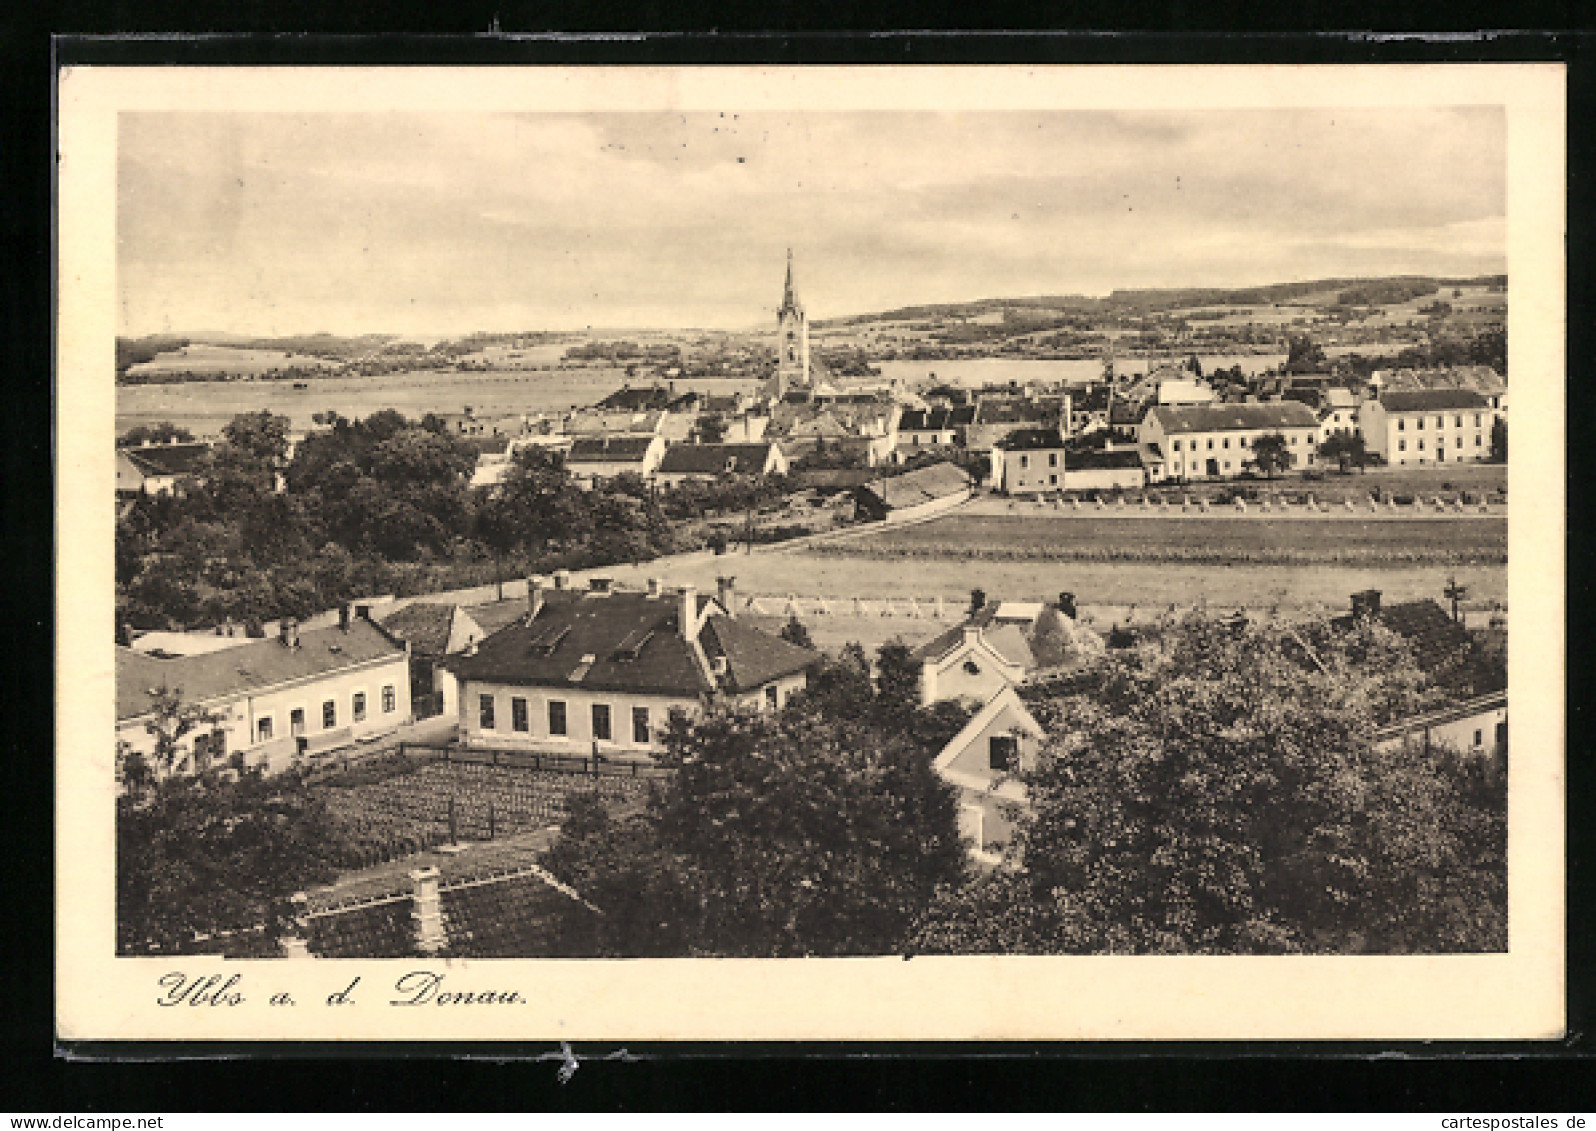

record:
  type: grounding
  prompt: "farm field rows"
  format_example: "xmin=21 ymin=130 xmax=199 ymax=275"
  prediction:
xmin=824 ymin=514 xmax=1506 ymax=567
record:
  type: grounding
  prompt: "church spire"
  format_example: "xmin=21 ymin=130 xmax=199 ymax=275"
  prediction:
xmin=780 ymin=247 xmax=799 ymax=314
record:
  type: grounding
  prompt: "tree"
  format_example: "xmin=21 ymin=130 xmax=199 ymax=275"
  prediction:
xmin=1285 ymin=335 xmax=1329 ymax=375
xmin=1490 ymin=417 xmax=1507 ymax=463
xmin=117 ymin=771 xmax=353 ymax=955
xmin=909 ymin=612 xmax=1505 ymax=955
xmin=544 ymin=701 xmax=967 ymax=957
xmin=695 ymin=413 xmax=730 ymax=444
xmin=1317 ymin=432 xmax=1369 ymax=473
xmin=121 ymin=422 xmax=194 ymax=447
xmin=1251 ymin=432 xmax=1291 ymax=479
xmin=874 ymin=641 xmax=922 ymax=715
xmin=779 ymin=615 xmax=814 ymax=649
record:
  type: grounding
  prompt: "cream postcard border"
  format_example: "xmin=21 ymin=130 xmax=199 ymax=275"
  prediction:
xmin=57 ymin=63 xmax=1566 ymax=1042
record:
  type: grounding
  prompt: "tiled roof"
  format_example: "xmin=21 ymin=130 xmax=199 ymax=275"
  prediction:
xmin=439 ymin=870 xmax=594 ymax=957
xmin=447 ymin=590 xmax=712 ymax=695
xmin=565 ymin=435 xmax=657 ymax=463
xmin=1108 ymin=402 xmax=1144 ymax=425
xmin=698 ymin=615 xmax=817 ymax=693
xmin=1377 ymin=389 xmax=1490 ymax=413
xmin=899 ymin=405 xmax=977 ymax=432
xmin=306 ymin=897 xmax=417 ymax=958
xmin=1331 ymin=598 xmax=1471 ymax=671
xmin=1066 ymin=447 xmax=1145 ymax=470
xmin=857 ymin=461 xmax=971 ymax=510
xmin=995 ymin=427 xmax=1067 ymax=452
xmin=117 ymin=618 xmax=406 ymax=721
xmin=597 ymin=385 xmax=672 ymax=411
xmin=379 ymin=603 xmax=456 ymax=657
xmin=974 ymin=396 xmax=1067 ymax=426
xmin=657 ymin=443 xmax=776 ymax=475
xmin=1145 ymin=402 xmax=1319 ymax=434
xmin=1378 ymin=366 xmax=1505 ymax=394
xmin=120 ymin=442 xmax=213 ymax=477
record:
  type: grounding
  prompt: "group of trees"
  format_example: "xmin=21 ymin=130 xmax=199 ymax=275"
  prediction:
xmin=909 ymin=612 xmax=1506 ymax=955
xmin=542 ymin=642 xmax=973 ymax=957
xmin=116 ymin=410 xmax=680 ymax=631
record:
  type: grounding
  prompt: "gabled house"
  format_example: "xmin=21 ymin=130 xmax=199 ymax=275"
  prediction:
xmin=445 ymin=574 xmax=817 ymax=759
xmin=965 ymin=394 xmax=1070 ymax=454
xmin=934 ymin=685 xmax=1047 ymax=866
xmin=910 ymin=617 xmax=1033 ymax=707
xmin=116 ymin=611 xmax=412 ymax=782
xmin=654 ymin=441 xmax=788 ymax=486
xmin=852 ymin=461 xmax=972 ymax=523
xmin=892 ymin=404 xmax=977 ymax=460
xmin=115 ymin=440 xmax=214 ymax=496
xmin=991 ymin=428 xmax=1068 ymax=495
xmin=563 ymin=434 xmax=666 ymax=486
xmin=1359 ymin=388 xmax=1494 ymax=466
xmin=1138 ymin=401 xmax=1320 ymax=481
xmin=378 ymin=602 xmax=486 ymax=718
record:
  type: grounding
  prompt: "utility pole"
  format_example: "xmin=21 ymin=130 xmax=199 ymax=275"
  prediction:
xmin=1443 ymin=575 xmax=1469 ymax=624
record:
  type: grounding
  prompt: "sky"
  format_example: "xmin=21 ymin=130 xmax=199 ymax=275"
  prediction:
xmin=117 ymin=108 xmax=1506 ymax=338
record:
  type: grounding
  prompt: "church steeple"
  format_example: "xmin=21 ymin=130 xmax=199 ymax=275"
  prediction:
xmin=771 ymin=248 xmax=810 ymax=399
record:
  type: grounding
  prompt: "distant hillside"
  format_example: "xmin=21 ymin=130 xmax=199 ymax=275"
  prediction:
xmin=818 ymin=274 xmax=1507 ymax=328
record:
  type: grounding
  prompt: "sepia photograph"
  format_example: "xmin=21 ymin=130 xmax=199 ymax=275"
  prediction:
xmin=57 ymin=64 xmax=1565 ymax=1041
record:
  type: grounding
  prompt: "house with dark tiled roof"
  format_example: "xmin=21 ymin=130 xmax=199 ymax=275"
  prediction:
xmin=852 ymin=461 xmax=973 ymax=523
xmin=1139 ymin=401 xmax=1321 ymax=481
xmin=965 ymin=394 xmax=1069 ymax=454
xmin=892 ymin=404 xmax=977 ymax=461
xmin=654 ymin=441 xmax=787 ymax=486
xmin=116 ymin=612 xmax=412 ymax=782
xmin=115 ymin=440 xmax=214 ymax=496
xmin=379 ymin=602 xmax=486 ymax=718
xmin=563 ymin=434 xmax=666 ymax=486
xmin=444 ymin=573 xmax=817 ymax=759
xmin=1360 ymin=387 xmax=1495 ymax=466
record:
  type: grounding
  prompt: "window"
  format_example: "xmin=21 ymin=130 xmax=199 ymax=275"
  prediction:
xmin=257 ymin=717 xmax=273 ymax=742
xmin=1475 ymin=414 xmax=1482 ymax=426
xmin=512 ymin=697 xmax=529 ymax=732
xmin=989 ymin=734 xmax=1018 ymax=772
xmin=322 ymin=700 xmax=337 ymax=729
xmin=765 ymin=684 xmax=780 ymax=709
xmin=1455 ymin=415 xmax=1463 ymax=428
xmin=1223 ymin=461 xmax=1231 ymax=471
xmin=1435 ymin=416 xmax=1443 ymax=429
xmin=548 ymin=700 xmax=567 ymax=736
xmin=1207 ymin=438 xmax=1213 ymax=450
xmin=1476 ymin=434 xmax=1482 ymax=446
xmin=592 ymin=703 xmax=612 ymax=741
xmin=290 ymin=708 xmax=305 ymax=737
xmin=479 ymin=694 xmax=495 ymax=730
xmin=382 ymin=685 xmax=396 ymax=713
xmin=1239 ymin=436 xmax=1248 ymax=448
xmin=1398 ymin=439 xmax=1406 ymax=452
xmin=1049 ymin=474 xmax=1058 ymax=486
xmin=1290 ymin=434 xmax=1298 ymax=444
xmin=1398 ymin=419 xmax=1405 ymax=431
xmin=352 ymin=692 xmax=366 ymax=723
xmin=1418 ymin=439 xmax=1425 ymax=451
xmin=1416 ymin=417 xmax=1423 ymax=429
xmin=1174 ymin=461 xmax=1182 ymax=473
xmin=1019 ymin=454 xmax=1029 ymax=469
xmin=1456 ymin=436 xmax=1463 ymax=448
xmin=1222 ymin=437 xmax=1230 ymax=449
xmin=1173 ymin=439 xmax=1182 ymax=452
xmin=633 ymin=706 xmax=651 ymax=743
xmin=1474 ymin=728 xmax=1483 ymax=747
xmin=1306 ymin=453 xmax=1314 ymax=464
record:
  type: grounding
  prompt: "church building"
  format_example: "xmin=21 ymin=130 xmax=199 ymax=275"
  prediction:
xmin=768 ymin=248 xmax=811 ymax=399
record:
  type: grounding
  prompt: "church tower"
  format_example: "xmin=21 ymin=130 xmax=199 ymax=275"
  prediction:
xmin=773 ymin=248 xmax=810 ymax=398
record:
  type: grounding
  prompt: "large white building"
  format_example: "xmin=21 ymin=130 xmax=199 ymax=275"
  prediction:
xmin=1359 ymin=388 xmax=1495 ymax=466
xmin=445 ymin=574 xmax=816 ymax=760
xmin=1139 ymin=402 xmax=1321 ymax=481
xmin=117 ymin=612 xmax=413 ymax=782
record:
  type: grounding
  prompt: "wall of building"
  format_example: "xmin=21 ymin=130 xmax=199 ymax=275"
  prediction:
xmin=997 ymin=447 xmax=1066 ymax=494
xmin=117 ymin=653 xmax=414 ymax=778
xmin=921 ymin=639 xmax=1025 ymax=706
xmin=1362 ymin=403 xmax=1495 ymax=466
xmin=1375 ymin=699 xmax=1508 ymax=761
xmin=1141 ymin=420 xmax=1319 ymax=480
xmin=1061 ymin=465 xmax=1147 ymax=491
xmin=723 ymin=671 xmax=808 ymax=714
xmin=459 ymin=681 xmax=702 ymax=757
xmin=940 ymin=696 xmax=1044 ymax=864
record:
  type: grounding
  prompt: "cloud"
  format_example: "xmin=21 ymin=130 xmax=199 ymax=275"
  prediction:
xmin=117 ymin=108 xmax=1506 ymax=335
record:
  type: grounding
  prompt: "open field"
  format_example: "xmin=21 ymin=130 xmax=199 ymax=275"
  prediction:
xmin=117 ymin=367 xmax=762 ymax=437
xmin=837 ymin=513 xmax=1505 ymax=567
xmin=125 ymin=343 xmax=343 ymax=376
xmin=551 ymin=550 xmax=1506 ymax=617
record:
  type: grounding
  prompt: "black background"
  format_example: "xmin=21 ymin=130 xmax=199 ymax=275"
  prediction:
xmin=6 ymin=9 xmax=1595 ymax=1112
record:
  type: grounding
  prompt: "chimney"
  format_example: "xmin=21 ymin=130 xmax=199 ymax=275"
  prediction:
xmin=646 ymin=577 xmax=662 ymax=599
xmin=962 ymin=624 xmax=981 ymax=647
xmin=119 ymin=622 xmax=136 ymax=648
xmin=338 ymin=605 xmax=351 ymax=632
xmin=279 ymin=618 xmax=300 ymax=649
xmin=554 ymin=569 xmax=571 ymax=591
xmin=528 ymin=576 xmax=546 ymax=619
xmin=410 ymin=867 xmax=447 ymax=955
xmin=281 ymin=892 xmax=311 ymax=959
xmin=1058 ymin=592 xmax=1078 ymax=620
xmin=1351 ymin=589 xmax=1383 ymax=618
xmin=717 ymin=576 xmax=737 ymax=617
xmin=679 ymin=584 xmax=700 ymax=642
xmin=355 ymin=603 xmax=372 ymax=622
xmin=713 ymin=654 xmax=730 ymax=678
